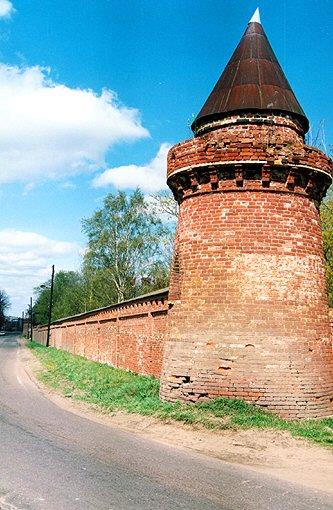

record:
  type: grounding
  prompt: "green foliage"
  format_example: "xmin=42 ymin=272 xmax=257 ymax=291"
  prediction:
xmin=29 ymin=341 xmax=333 ymax=447
xmin=320 ymin=197 xmax=333 ymax=306
xmin=33 ymin=285 xmax=50 ymax=324
xmin=33 ymin=190 xmax=175 ymax=324
xmin=82 ymin=189 xmax=172 ymax=303
xmin=0 ymin=289 xmax=10 ymax=329
xmin=34 ymin=271 xmax=86 ymax=324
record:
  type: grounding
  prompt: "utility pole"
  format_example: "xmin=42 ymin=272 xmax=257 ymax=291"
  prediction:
xmin=29 ymin=297 xmax=33 ymax=340
xmin=46 ymin=264 xmax=55 ymax=348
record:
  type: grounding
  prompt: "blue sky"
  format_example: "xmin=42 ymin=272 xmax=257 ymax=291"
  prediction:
xmin=0 ymin=0 xmax=332 ymax=314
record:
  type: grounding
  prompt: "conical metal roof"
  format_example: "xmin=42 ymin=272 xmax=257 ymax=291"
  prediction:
xmin=192 ymin=11 xmax=309 ymax=133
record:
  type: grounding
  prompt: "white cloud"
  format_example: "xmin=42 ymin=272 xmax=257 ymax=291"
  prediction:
xmin=22 ymin=183 xmax=34 ymax=196
xmin=0 ymin=230 xmax=81 ymax=315
xmin=0 ymin=64 xmax=149 ymax=184
xmin=92 ymin=143 xmax=171 ymax=193
xmin=60 ymin=181 xmax=76 ymax=190
xmin=0 ymin=0 xmax=14 ymax=18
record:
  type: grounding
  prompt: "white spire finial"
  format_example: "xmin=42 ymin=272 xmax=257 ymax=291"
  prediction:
xmin=249 ymin=7 xmax=261 ymax=24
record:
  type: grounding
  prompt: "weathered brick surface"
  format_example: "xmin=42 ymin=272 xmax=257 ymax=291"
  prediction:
xmin=160 ymin=114 xmax=333 ymax=419
xmin=33 ymin=290 xmax=168 ymax=378
xmin=167 ymin=114 xmax=333 ymax=178
xmin=32 ymin=110 xmax=333 ymax=419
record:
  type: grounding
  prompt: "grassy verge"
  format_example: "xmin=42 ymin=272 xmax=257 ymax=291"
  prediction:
xmin=28 ymin=341 xmax=333 ymax=448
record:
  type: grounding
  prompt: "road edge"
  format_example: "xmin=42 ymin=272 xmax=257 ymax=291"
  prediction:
xmin=18 ymin=338 xmax=333 ymax=495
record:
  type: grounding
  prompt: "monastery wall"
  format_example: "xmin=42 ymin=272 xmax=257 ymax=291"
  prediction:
xmin=33 ymin=289 xmax=169 ymax=378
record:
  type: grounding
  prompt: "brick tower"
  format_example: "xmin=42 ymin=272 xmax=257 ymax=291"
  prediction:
xmin=160 ymin=9 xmax=333 ymax=419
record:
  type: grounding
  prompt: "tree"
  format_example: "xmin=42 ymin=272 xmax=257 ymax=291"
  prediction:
xmin=149 ymin=190 xmax=179 ymax=220
xmin=0 ymin=290 xmax=10 ymax=329
xmin=34 ymin=271 xmax=86 ymax=324
xmin=320 ymin=197 xmax=333 ymax=306
xmin=33 ymin=190 xmax=176 ymax=322
xmin=33 ymin=285 xmax=49 ymax=325
xmin=82 ymin=189 xmax=172 ymax=304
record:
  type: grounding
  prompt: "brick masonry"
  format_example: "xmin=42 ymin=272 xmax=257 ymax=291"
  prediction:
xmin=31 ymin=113 xmax=333 ymax=419
xmin=160 ymin=113 xmax=333 ymax=419
xmin=33 ymin=15 xmax=333 ymax=419
xmin=32 ymin=118 xmax=333 ymax=420
xmin=33 ymin=289 xmax=168 ymax=378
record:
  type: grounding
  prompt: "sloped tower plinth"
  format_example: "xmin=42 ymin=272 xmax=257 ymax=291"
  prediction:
xmin=160 ymin=11 xmax=333 ymax=419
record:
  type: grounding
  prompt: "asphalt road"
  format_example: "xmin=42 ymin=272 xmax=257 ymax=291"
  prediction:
xmin=0 ymin=335 xmax=331 ymax=510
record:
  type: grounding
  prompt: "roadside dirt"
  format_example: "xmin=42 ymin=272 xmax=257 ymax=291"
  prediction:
xmin=19 ymin=342 xmax=333 ymax=494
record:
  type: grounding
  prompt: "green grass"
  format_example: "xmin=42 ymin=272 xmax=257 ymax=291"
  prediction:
xmin=28 ymin=341 xmax=333 ymax=448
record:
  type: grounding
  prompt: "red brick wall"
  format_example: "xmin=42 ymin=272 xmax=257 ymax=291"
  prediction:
xmin=167 ymin=114 xmax=332 ymax=178
xmin=33 ymin=290 xmax=169 ymax=378
xmin=161 ymin=113 xmax=333 ymax=419
xmin=32 ymin=110 xmax=333 ymax=419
